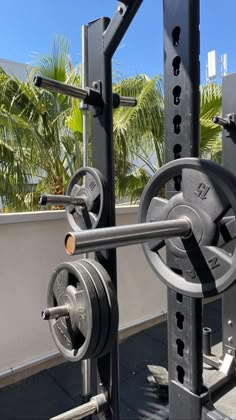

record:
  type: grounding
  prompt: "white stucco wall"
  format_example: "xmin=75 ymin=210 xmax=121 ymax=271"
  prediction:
xmin=0 ymin=207 xmax=167 ymax=378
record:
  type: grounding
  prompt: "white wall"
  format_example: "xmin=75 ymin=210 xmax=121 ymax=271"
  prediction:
xmin=0 ymin=208 xmax=167 ymax=377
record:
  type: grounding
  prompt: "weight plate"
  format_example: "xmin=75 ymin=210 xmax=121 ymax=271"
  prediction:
xmin=66 ymin=167 xmax=107 ymax=231
xmin=82 ymin=259 xmax=119 ymax=357
xmin=139 ymin=158 xmax=236 ymax=298
xmin=76 ymin=259 xmax=111 ymax=358
xmin=47 ymin=260 xmax=101 ymax=362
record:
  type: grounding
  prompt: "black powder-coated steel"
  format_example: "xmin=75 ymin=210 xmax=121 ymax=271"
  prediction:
xmin=221 ymin=74 xmax=236 ymax=361
xmin=163 ymin=1 xmax=205 ymax=418
xmin=87 ymin=17 xmax=119 ymax=419
xmin=87 ymin=4 xmax=143 ymax=418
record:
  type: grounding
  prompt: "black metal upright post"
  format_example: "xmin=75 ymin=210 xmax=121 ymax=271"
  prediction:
xmin=221 ymin=74 xmax=236 ymax=361
xmin=87 ymin=18 xmax=120 ymax=419
xmin=163 ymin=1 xmax=205 ymax=418
xmin=86 ymin=2 xmax=143 ymax=418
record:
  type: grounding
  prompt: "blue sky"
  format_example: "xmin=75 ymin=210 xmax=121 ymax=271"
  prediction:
xmin=0 ymin=0 xmax=235 ymax=83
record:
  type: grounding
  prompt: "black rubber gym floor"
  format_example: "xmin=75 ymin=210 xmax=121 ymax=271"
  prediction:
xmin=0 ymin=300 xmax=223 ymax=420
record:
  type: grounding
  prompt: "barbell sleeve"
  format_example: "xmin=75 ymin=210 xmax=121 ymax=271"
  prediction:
xmin=50 ymin=393 xmax=107 ymax=420
xmin=65 ymin=218 xmax=192 ymax=255
xmin=39 ymin=194 xmax=86 ymax=207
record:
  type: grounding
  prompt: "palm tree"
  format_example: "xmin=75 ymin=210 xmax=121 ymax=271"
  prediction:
xmin=200 ymin=83 xmax=222 ymax=162
xmin=0 ymin=34 xmax=222 ymax=211
xmin=113 ymin=74 xmax=164 ymax=201
xmin=0 ymin=46 xmax=166 ymax=211
xmin=113 ymin=80 xmax=222 ymax=202
xmin=0 ymin=36 xmax=83 ymax=212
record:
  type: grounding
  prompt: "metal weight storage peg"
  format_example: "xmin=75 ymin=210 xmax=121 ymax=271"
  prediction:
xmin=42 ymin=259 xmax=118 ymax=362
xmin=39 ymin=166 xmax=107 ymax=230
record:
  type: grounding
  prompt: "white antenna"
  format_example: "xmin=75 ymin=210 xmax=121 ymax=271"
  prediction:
xmin=207 ymin=50 xmax=217 ymax=82
xmin=221 ymin=53 xmax=228 ymax=77
xmin=206 ymin=51 xmax=228 ymax=83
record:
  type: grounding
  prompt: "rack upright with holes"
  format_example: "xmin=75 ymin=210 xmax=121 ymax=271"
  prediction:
xmin=36 ymin=1 xmax=236 ymax=419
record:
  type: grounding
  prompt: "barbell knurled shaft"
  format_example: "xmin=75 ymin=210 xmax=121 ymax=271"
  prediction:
xmin=65 ymin=218 xmax=191 ymax=255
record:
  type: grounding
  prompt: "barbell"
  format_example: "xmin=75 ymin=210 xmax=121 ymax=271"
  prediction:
xmin=63 ymin=158 xmax=236 ymax=298
xmin=43 ymin=158 xmax=236 ymax=362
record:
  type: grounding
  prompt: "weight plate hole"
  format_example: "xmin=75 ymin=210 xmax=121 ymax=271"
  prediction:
xmin=68 ymin=273 xmax=77 ymax=288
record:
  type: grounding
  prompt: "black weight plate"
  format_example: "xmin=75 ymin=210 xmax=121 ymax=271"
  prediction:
xmin=181 ymin=168 xmax=230 ymax=222
xmin=76 ymin=259 xmax=110 ymax=359
xmin=84 ymin=259 xmax=119 ymax=357
xmin=218 ymin=216 xmax=236 ymax=249
xmin=47 ymin=260 xmax=100 ymax=362
xmin=71 ymin=260 xmax=101 ymax=359
xmin=139 ymin=158 xmax=236 ymax=298
xmin=66 ymin=167 xmax=107 ymax=231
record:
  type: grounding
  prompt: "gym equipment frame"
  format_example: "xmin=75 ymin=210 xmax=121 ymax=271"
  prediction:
xmin=36 ymin=1 xmax=236 ymax=419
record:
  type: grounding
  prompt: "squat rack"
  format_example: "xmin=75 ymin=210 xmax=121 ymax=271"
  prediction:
xmin=36 ymin=1 xmax=236 ymax=419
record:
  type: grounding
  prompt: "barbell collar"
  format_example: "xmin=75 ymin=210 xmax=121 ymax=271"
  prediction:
xmin=65 ymin=218 xmax=191 ymax=255
xmin=42 ymin=305 xmax=69 ymax=320
xmin=39 ymin=194 xmax=87 ymax=207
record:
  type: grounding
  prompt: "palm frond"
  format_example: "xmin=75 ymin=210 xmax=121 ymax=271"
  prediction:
xmin=200 ymin=83 xmax=222 ymax=157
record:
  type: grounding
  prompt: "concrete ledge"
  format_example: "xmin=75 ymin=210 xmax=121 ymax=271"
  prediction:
xmin=0 ymin=205 xmax=138 ymax=224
